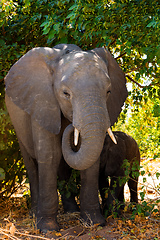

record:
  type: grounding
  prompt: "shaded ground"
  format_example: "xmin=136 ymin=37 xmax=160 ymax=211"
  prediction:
xmin=0 ymin=198 xmax=160 ymax=240
xmin=0 ymin=158 xmax=160 ymax=239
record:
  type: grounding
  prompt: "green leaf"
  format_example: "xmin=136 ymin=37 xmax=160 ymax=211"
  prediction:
xmin=48 ymin=29 xmax=56 ymax=39
xmin=140 ymin=191 xmax=145 ymax=201
xmin=40 ymin=21 xmax=50 ymax=27
xmin=66 ymin=12 xmax=76 ymax=19
xmin=141 ymin=171 xmax=145 ymax=176
xmin=69 ymin=4 xmax=78 ymax=11
xmin=24 ymin=0 xmax=31 ymax=7
xmin=42 ymin=27 xmax=50 ymax=35
xmin=146 ymin=21 xmax=156 ymax=28
xmin=53 ymin=23 xmax=61 ymax=32
xmin=153 ymin=103 xmax=160 ymax=117
xmin=143 ymin=177 xmax=146 ymax=183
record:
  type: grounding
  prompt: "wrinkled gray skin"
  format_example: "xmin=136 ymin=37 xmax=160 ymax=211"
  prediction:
xmin=99 ymin=131 xmax=140 ymax=214
xmin=5 ymin=44 xmax=128 ymax=232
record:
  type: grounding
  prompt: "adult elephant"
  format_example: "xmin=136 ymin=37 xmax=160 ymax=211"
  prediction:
xmin=5 ymin=44 xmax=128 ymax=232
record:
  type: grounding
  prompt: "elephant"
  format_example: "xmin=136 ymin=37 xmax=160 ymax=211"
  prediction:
xmin=5 ymin=43 xmax=128 ymax=232
xmin=99 ymin=131 xmax=140 ymax=215
xmin=58 ymin=155 xmax=80 ymax=214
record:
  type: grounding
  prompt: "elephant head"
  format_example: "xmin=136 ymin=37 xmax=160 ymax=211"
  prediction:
xmin=5 ymin=44 xmax=128 ymax=170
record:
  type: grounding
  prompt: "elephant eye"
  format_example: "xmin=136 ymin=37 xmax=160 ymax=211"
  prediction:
xmin=107 ymin=90 xmax=111 ymax=95
xmin=63 ymin=90 xmax=70 ymax=99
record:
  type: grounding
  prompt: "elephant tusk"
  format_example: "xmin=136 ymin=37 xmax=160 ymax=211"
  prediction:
xmin=107 ymin=128 xmax=117 ymax=144
xmin=74 ymin=128 xmax=79 ymax=146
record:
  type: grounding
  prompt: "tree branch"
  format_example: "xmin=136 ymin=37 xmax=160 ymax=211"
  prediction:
xmin=125 ymin=75 xmax=152 ymax=88
xmin=125 ymin=65 xmax=142 ymax=74
xmin=115 ymin=52 xmax=126 ymax=59
xmin=2 ymin=25 xmax=6 ymax=36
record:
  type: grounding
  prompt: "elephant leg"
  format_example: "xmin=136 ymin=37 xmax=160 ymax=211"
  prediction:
xmin=99 ymin=170 xmax=109 ymax=211
xmin=58 ymin=157 xmax=79 ymax=213
xmin=32 ymin=120 xmax=62 ymax=232
xmin=118 ymin=185 xmax=125 ymax=210
xmin=80 ymin=159 xmax=105 ymax=226
xmin=18 ymin=139 xmax=38 ymax=215
xmin=61 ymin=194 xmax=79 ymax=213
xmin=118 ymin=185 xmax=125 ymax=202
xmin=37 ymin=162 xmax=60 ymax=232
xmin=128 ymin=175 xmax=138 ymax=203
xmin=104 ymin=177 xmax=124 ymax=215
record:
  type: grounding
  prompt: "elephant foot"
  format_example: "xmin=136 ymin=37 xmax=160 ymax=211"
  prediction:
xmin=61 ymin=194 xmax=80 ymax=213
xmin=80 ymin=209 xmax=106 ymax=227
xmin=37 ymin=216 xmax=60 ymax=233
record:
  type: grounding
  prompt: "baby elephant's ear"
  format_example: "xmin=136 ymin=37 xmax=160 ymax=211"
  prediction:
xmin=91 ymin=48 xmax=128 ymax=126
xmin=5 ymin=47 xmax=62 ymax=134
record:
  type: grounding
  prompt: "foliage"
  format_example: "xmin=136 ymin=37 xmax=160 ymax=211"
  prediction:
xmin=103 ymin=158 xmax=160 ymax=221
xmin=0 ymin=0 xmax=159 ymax=86
xmin=114 ymin=97 xmax=160 ymax=159
xmin=130 ymin=170 xmax=160 ymax=220
xmin=0 ymin=78 xmax=26 ymax=197
xmin=57 ymin=169 xmax=80 ymax=199
xmin=103 ymin=158 xmax=140 ymax=218
xmin=0 ymin=0 xmax=159 ymax=197
xmin=0 ymin=198 xmax=160 ymax=239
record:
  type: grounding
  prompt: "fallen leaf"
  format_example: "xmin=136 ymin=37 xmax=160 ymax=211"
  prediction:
xmin=10 ymin=223 xmax=16 ymax=235
xmin=55 ymin=232 xmax=62 ymax=237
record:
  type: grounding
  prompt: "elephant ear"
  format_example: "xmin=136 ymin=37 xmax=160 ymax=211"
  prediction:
xmin=5 ymin=47 xmax=62 ymax=134
xmin=91 ymin=48 xmax=128 ymax=126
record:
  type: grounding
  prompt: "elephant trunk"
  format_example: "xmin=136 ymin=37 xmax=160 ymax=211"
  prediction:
xmin=62 ymin=95 xmax=111 ymax=170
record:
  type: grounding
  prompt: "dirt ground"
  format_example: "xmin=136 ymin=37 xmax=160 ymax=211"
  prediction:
xmin=0 ymin=158 xmax=160 ymax=240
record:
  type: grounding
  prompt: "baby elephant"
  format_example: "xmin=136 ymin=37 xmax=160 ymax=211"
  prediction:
xmin=99 ymin=131 xmax=140 ymax=214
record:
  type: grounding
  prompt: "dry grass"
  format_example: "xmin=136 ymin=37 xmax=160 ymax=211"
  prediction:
xmin=0 ymin=159 xmax=160 ymax=239
xmin=0 ymin=197 xmax=88 ymax=239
